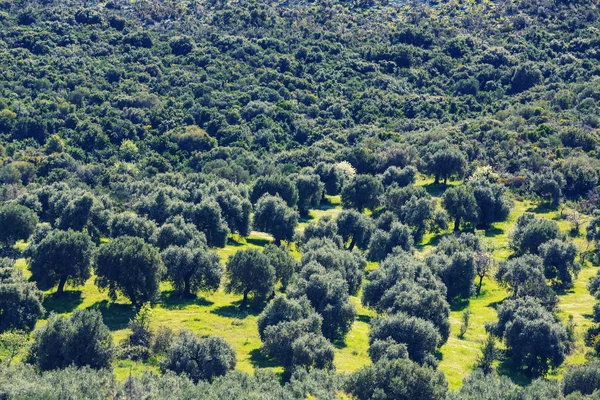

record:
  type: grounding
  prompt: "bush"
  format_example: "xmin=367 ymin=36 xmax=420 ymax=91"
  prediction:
xmin=28 ymin=309 xmax=114 ymax=371
xmin=160 ymin=330 xmax=236 ymax=383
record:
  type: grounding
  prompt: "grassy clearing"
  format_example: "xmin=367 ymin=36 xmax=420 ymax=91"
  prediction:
xmin=438 ymin=278 xmax=508 ymax=389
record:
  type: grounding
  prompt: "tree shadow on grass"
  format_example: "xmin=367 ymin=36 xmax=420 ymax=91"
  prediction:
xmin=450 ymin=297 xmax=470 ymax=312
xmin=211 ymin=301 xmax=262 ymax=320
xmin=485 ymin=226 xmax=505 ymax=237
xmin=357 ymin=314 xmax=372 ymax=324
xmin=160 ymin=290 xmax=214 ymax=310
xmin=246 ymin=237 xmax=272 ymax=247
xmin=333 ymin=338 xmax=348 ymax=350
xmin=526 ymin=202 xmax=557 ymax=215
xmin=583 ymin=313 xmax=595 ymax=320
xmin=87 ymin=300 xmax=136 ymax=331
xmin=226 ymin=237 xmax=246 ymax=247
xmin=487 ymin=297 xmax=507 ymax=310
xmin=249 ymin=348 xmax=280 ymax=369
xmin=415 ymin=233 xmax=447 ymax=252
xmin=422 ymin=182 xmax=450 ymax=197
xmin=497 ymin=353 xmax=532 ymax=387
xmin=299 ymin=214 xmax=315 ymax=224
xmin=43 ymin=290 xmax=84 ymax=314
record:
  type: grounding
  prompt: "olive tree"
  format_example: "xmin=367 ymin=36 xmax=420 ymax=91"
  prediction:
xmin=225 ymin=248 xmax=275 ymax=309
xmin=252 ymin=195 xmax=298 ymax=246
xmin=28 ymin=309 xmax=114 ymax=371
xmin=0 ymin=203 xmax=38 ymax=248
xmin=28 ymin=229 xmax=95 ymax=295
xmin=160 ymin=330 xmax=236 ymax=383
xmin=162 ymin=246 xmax=223 ymax=297
xmin=95 ymin=236 xmax=165 ymax=308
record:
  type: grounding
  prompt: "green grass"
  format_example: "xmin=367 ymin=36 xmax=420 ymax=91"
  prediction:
xmin=17 ymin=190 xmax=598 ymax=387
xmin=438 ymin=278 xmax=508 ymax=389
xmin=28 ymin=196 xmax=372 ymax=380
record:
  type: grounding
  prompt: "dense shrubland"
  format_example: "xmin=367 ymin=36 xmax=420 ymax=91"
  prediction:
xmin=0 ymin=0 xmax=600 ymax=398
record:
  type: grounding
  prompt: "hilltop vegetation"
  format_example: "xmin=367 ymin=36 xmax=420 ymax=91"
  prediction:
xmin=1 ymin=0 xmax=600 ymax=399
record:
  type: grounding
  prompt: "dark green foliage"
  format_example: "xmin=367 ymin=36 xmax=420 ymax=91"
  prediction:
xmin=214 ymin=192 xmax=251 ymax=237
xmin=301 ymin=217 xmax=342 ymax=246
xmin=368 ymin=338 xmax=409 ymax=363
xmin=225 ymin=248 xmax=275 ymax=309
xmin=476 ymin=335 xmax=497 ymax=375
xmin=1 ymin=0 xmax=600 ymax=393
xmin=263 ymin=244 xmax=297 ymax=291
xmin=154 ymin=216 xmax=206 ymax=250
xmin=363 ymin=251 xmax=446 ymax=309
xmin=426 ymin=235 xmax=480 ymax=300
xmin=370 ymin=313 xmax=440 ymax=365
xmin=510 ymin=63 xmax=542 ymax=93
xmin=588 ymin=210 xmax=600 ymax=264
xmin=0 ymin=362 xmax=341 ymax=399
xmin=28 ymin=309 xmax=114 ymax=371
xmin=162 ymin=246 xmax=223 ymax=297
xmin=0 ymin=264 xmax=44 ymax=333
xmin=251 ymin=175 xmax=298 ymax=207
xmin=186 ymin=200 xmax=230 ymax=248
xmin=95 ymin=236 xmax=165 ymax=308
xmin=449 ymin=370 xmax=562 ymax=400
xmin=341 ymin=174 xmax=383 ymax=212
xmin=291 ymin=333 xmax=335 ymax=372
xmin=510 ymin=213 xmax=561 ymax=256
xmin=533 ymin=169 xmax=565 ymax=206
xmin=383 ymin=185 xmax=445 ymax=242
xmin=442 ymin=185 xmax=479 ymax=231
xmin=336 ymin=210 xmax=374 ymax=251
xmin=496 ymin=254 xmax=556 ymax=307
xmin=493 ymin=298 xmax=570 ymax=377
xmin=563 ymin=362 xmax=600 ymax=396
xmin=28 ymin=229 xmax=95 ymax=295
xmin=295 ymin=174 xmax=323 ymax=218
xmin=472 ymin=182 xmax=511 ymax=228
xmin=261 ymin=312 xmax=323 ymax=370
xmin=376 ymin=281 xmax=451 ymax=343
xmin=431 ymin=251 xmax=475 ymax=300
xmin=315 ymin=163 xmax=345 ymax=196
xmin=258 ymin=296 xmax=318 ymax=339
xmin=424 ymin=143 xmax=467 ymax=185
xmin=252 ymin=195 xmax=298 ymax=246
xmin=366 ymin=222 xmax=413 ymax=262
xmin=381 ymin=166 xmax=417 ymax=188
xmin=301 ymin=239 xmax=366 ymax=296
xmin=169 ymin=36 xmax=194 ymax=56
xmin=289 ymin=263 xmax=356 ymax=341
xmin=258 ymin=296 xmax=332 ymax=374
xmin=160 ymin=330 xmax=236 ymax=383
xmin=539 ymin=239 xmax=579 ymax=288
xmin=346 ymin=357 xmax=448 ymax=400
xmin=0 ymin=203 xmax=38 ymax=247
xmin=110 ymin=212 xmax=157 ymax=242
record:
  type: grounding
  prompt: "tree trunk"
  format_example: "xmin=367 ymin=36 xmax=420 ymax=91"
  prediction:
xmin=274 ymin=237 xmax=281 ymax=246
xmin=477 ymin=275 xmax=484 ymax=296
xmin=240 ymin=289 xmax=250 ymax=310
xmin=57 ymin=278 xmax=66 ymax=295
xmin=454 ymin=217 xmax=461 ymax=232
xmin=184 ymin=279 xmax=191 ymax=298
xmin=348 ymin=237 xmax=357 ymax=251
xmin=443 ymin=176 xmax=448 ymax=186
xmin=434 ymin=175 xmax=439 ymax=185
